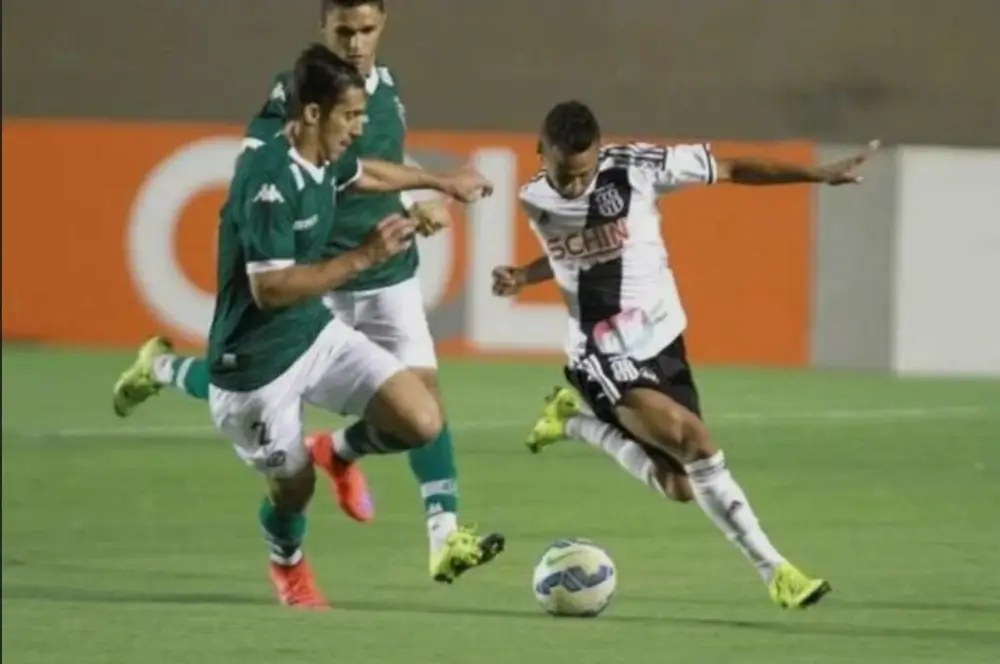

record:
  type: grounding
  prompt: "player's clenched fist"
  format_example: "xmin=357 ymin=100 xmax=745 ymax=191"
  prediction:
xmin=409 ymin=199 xmax=452 ymax=237
xmin=491 ymin=265 xmax=527 ymax=297
xmin=442 ymin=165 xmax=494 ymax=203
xmin=361 ymin=214 xmax=415 ymax=265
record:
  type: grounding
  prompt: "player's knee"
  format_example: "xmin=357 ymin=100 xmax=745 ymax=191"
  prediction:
xmin=640 ymin=398 xmax=690 ymax=449
xmin=406 ymin=401 xmax=444 ymax=446
xmin=388 ymin=388 xmax=443 ymax=446
xmin=368 ymin=370 xmax=444 ymax=446
xmin=673 ymin=414 xmax=717 ymax=464
xmin=635 ymin=395 xmax=715 ymax=465
xmin=643 ymin=397 xmax=715 ymax=464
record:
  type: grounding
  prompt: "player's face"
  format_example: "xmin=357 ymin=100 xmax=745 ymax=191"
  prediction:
xmin=321 ymin=4 xmax=386 ymax=75
xmin=542 ymin=141 xmax=601 ymax=199
xmin=317 ymin=86 xmax=367 ymax=161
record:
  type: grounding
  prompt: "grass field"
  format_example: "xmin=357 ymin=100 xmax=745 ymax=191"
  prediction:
xmin=2 ymin=345 xmax=999 ymax=664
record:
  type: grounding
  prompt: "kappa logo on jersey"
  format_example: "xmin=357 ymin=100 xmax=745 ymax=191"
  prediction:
xmin=252 ymin=184 xmax=285 ymax=204
xmin=546 ymin=218 xmax=629 ymax=262
xmin=593 ymin=184 xmax=626 ymax=218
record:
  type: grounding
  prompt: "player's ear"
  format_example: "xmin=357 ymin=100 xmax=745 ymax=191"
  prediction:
xmin=302 ymin=103 xmax=322 ymax=127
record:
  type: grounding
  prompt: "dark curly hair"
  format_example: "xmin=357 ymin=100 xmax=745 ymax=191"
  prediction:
xmin=541 ymin=100 xmax=602 ymax=154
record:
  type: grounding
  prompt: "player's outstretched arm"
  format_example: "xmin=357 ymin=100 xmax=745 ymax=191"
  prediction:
xmin=353 ymin=160 xmax=493 ymax=203
xmin=249 ymin=215 xmax=415 ymax=310
xmin=717 ymin=140 xmax=880 ymax=186
xmin=491 ymin=257 xmax=554 ymax=297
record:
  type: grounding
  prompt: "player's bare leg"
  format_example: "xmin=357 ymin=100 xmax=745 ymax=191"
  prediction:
xmin=312 ymin=368 xmax=505 ymax=583
xmin=307 ymin=369 xmax=439 ymax=522
xmin=262 ymin=464 xmax=329 ymax=610
xmin=615 ymin=388 xmax=831 ymax=609
xmin=528 ymin=386 xmax=693 ymax=502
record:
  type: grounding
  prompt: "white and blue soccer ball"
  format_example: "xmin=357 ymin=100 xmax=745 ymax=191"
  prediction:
xmin=532 ymin=538 xmax=617 ymax=617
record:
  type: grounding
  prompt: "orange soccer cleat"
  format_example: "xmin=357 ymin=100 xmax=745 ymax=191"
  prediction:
xmin=269 ymin=558 xmax=329 ymax=610
xmin=305 ymin=432 xmax=375 ymax=523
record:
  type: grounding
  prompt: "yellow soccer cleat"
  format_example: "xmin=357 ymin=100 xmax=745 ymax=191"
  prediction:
xmin=430 ymin=526 xmax=506 ymax=584
xmin=112 ymin=336 xmax=174 ymax=418
xmin=526 ymin=386 xmax=583 ymax=454
xmin=768 ymin=561 xmax=832 ymax=609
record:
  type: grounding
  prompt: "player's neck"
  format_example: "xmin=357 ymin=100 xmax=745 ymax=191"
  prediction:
xmin=352 ymin=55 xmax=376 ymax=78
xmin=285 ymin=122 xmax=325 ymax=166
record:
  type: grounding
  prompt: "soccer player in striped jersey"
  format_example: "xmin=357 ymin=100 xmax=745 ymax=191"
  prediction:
xmin=494 ymin=100 xmax=878 ymax=608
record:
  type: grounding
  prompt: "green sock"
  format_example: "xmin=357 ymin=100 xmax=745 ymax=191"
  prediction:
xmin=407 ymin=423 xmax=459 ymax=516
xmin=166 ymin=356 xmax=209 ymax=401
xmin=333 ymin=420 xmax=421 ymax=460
xmin=258 ymin=498 xmax=306 ymax=566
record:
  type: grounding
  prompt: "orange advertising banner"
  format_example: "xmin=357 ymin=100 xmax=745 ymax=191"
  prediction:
xmin=2 ymin=120 xmax=814 ymax=365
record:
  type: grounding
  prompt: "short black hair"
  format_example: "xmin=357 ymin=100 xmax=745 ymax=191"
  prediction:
xmin=321 ymin=0 xmax=384 ymax=16
xmin=287 ymin=43 xmax=366 ymax=118
xmin=541 ymin=101 xmax=601 ymax=155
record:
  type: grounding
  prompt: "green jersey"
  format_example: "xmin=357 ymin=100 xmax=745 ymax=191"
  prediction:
xmin=207 ymin=133 xmax=362 ymax=391
xmin=245 ymin=65 xmax=414 ymax=291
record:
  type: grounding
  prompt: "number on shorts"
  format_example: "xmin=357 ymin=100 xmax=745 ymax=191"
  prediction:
xmin=250 ymin=421 xmax=270 ymax=447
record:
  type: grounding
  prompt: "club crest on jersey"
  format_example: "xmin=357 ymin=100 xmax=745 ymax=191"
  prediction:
xmin=593 ymin=185 xmax=626 ymax=218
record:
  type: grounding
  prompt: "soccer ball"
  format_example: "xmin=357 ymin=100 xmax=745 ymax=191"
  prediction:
xmin=532 ymin=538 xmax=617 ymax=617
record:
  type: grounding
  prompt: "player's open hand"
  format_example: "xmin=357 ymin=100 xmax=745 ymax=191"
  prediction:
xmin=409 ymin=199 xmax=452 ymax=237
xmin=361 ymin=214 xmax=415 ymax=265
xmin=442 ymin=165 xmax=494 ymax=203
xmin=817 ymin=140 xmax=880 ymax=185
xmin=491 ymin=265 xmax=527 ymax=297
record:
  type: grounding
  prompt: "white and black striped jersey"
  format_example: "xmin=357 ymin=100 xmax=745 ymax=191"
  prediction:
xmin=519 ymin=142 xmax=717 ymax=362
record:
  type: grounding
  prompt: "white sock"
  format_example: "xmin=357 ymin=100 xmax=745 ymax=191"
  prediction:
xmin=150 ymin=354 xmax=178 ymax=386
xmin=684 ymin=452 xmax=786 ymax=582
xmin=267 ymin=546 xmax=304 ymax=567
xmin=330 ymin=428 xmax=360 ymax=462
xmin=427 ymin=510 xmax=458 ymax=554
xmin=565 ymin=414 xmax=665 ymax=495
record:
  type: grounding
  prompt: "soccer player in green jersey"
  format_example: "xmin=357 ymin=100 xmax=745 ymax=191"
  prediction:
xmin=112 ymin=0 xmax=505 ymax=583
xmin=208 ymin=44 xmax=494 ymax=607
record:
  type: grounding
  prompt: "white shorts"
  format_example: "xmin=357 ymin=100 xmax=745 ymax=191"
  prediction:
xmin=322 ymin=277 xmax=437 ymax=369
xmin=208 ymin=318 xmax=404 ymax=478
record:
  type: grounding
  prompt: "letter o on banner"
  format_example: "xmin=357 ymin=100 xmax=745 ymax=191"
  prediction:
xmin=127 ymin=137 xmax=242 ymax=341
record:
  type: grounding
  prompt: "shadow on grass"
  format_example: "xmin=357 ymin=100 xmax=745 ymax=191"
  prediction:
xmin=4 ymin=583 xmax=998 ymax=646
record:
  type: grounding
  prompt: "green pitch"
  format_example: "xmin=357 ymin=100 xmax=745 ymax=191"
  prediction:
xmin=3 ymin=345 xmax=999 ymax=664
